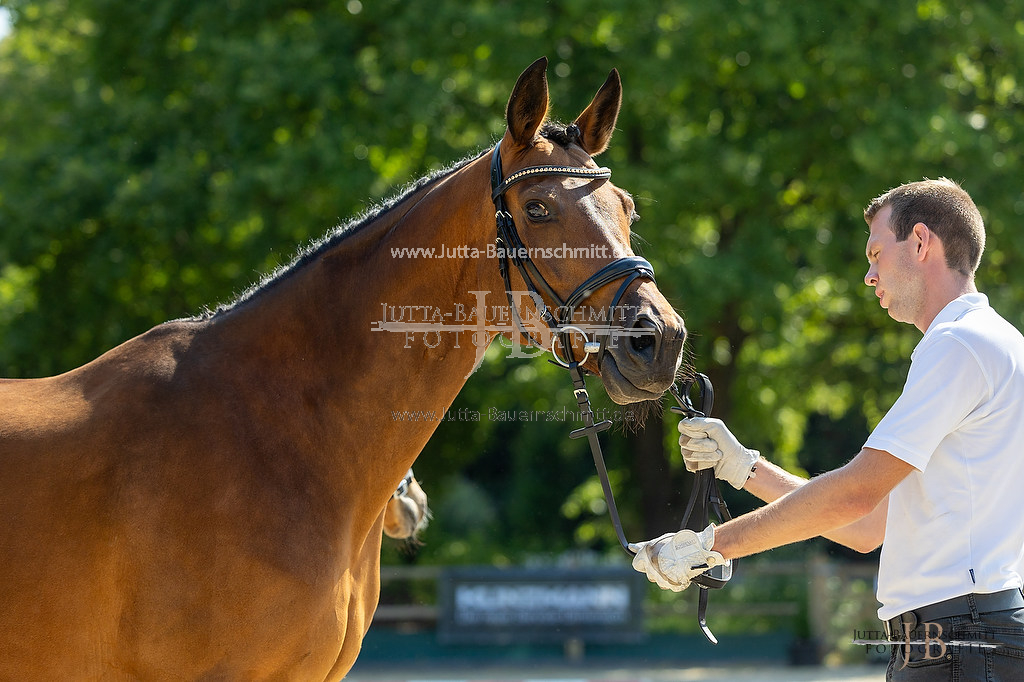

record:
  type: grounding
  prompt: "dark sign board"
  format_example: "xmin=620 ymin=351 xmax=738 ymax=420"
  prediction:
xmin=438 ymin=566 xmax=646 ymax=645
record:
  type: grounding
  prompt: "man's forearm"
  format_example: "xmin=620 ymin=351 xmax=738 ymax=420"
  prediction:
xmin=715 ymin=450 xmax=898 ymax=558
xmin=742 ymin=457 xmax=807 ymax=503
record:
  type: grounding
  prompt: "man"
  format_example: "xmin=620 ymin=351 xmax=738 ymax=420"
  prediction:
xmin=631 ymin=178 xmax=1024 ymax=680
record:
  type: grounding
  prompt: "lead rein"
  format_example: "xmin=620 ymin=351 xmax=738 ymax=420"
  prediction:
xmin=567 ymin=368 xmax=734 ymax=644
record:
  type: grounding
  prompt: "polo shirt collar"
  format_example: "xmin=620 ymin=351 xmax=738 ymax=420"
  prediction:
xmin=923 ymin=292 xmax=989 ymax=336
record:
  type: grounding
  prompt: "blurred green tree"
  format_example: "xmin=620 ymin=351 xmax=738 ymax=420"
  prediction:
xmin=3 ymin=0 xmax=1024 ymax=564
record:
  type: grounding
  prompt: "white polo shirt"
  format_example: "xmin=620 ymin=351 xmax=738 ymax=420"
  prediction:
xmin=866 ymin=293 xmax=1024 ymax=621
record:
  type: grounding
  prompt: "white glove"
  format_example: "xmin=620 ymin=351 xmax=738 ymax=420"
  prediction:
xmin=629 ymin=524 xmax=725 ymax=592
xmin=678 ymin=417 xmax=760 ymax=490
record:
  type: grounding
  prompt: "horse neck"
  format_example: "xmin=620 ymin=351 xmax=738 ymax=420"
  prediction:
xmin=208 ymin=153 xmax=503 ymax=507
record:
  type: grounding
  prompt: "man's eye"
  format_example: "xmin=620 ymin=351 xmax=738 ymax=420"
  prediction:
xmin=525 ymin=201 xmax=551 ymax=221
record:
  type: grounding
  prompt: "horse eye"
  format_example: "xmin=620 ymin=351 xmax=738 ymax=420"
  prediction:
xmin=524 ymin=200 xmax=551 ymax=222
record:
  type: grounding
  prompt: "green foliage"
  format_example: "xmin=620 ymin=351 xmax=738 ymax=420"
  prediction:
xmin=4 ymin=0 xmax=1024 ymax=567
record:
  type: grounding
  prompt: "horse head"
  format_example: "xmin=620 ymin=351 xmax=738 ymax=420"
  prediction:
xmin=492 ymin=58 xmax=686 ymax=404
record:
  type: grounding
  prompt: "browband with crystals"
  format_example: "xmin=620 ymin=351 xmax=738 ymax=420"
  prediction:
xmin=491 ymin=164 xmax=612 ymax=202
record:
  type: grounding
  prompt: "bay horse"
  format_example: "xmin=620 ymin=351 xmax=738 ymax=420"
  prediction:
xmin=0 ymin=58 xmax=685 ymax=680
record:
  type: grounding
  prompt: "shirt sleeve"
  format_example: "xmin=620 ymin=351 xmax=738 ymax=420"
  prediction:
xmin=864 ymin=332 xmax=991 ymax=471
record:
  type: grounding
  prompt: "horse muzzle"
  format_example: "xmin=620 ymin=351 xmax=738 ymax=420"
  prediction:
xmin=598 ymin=295 xmax=686 ymax=405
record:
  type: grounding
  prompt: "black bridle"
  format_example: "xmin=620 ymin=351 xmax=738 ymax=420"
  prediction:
xmin=490 ymin=136 xmax=734 ymax=644
xmin=489 ymin=135 xmax=654 ymax=369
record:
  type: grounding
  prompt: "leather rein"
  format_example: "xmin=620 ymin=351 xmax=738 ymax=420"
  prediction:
xmin=489 ymin=135 xmax=735 ymax=644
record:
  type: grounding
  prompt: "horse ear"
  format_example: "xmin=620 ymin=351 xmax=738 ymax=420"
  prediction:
xmin=572 ymin=68 xmax=622 ymax=156
xmin=504 ymin=57 xmax=550 ymax=150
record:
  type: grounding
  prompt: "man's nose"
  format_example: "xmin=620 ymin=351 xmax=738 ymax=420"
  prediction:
xmin=864 ymin=266 xmax=877 ymax=287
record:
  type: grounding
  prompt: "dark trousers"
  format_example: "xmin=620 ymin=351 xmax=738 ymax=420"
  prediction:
xmin=887 ymin=596 xmax=1024 ymax=681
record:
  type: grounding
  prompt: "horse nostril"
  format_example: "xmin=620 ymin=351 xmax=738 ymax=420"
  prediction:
xmin=629 ymin=317 xmax=659 ymax=357
xmin=631 ymin=332 xmax=655 ymax=354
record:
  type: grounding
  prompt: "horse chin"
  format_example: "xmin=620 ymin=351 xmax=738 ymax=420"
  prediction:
xmin=598 ymin=353 xmax=671 ymax=405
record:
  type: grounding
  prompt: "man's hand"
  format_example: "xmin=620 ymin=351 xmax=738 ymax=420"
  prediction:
xmin=678 ymin=417 xmax=760 ymax=490
xmin=629 ymin=524 xmax=724 ymax=592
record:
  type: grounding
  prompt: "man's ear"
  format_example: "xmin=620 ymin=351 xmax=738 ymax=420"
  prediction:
xmin=913 ymin=222 xmax=932 ymax=261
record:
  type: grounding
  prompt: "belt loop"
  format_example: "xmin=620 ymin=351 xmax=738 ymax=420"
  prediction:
xmin=901 ymin=611 xmax=918 ymax=636
xmin=967 ymin=593 xmax=980 ymax=622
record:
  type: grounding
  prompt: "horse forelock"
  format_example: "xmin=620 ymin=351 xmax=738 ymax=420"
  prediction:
xmin=538 ymin=120 xmax=581 ymax=148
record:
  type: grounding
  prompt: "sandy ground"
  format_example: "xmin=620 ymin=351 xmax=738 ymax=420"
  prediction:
xmin=342 ymin=662 xmax=887 ymax=681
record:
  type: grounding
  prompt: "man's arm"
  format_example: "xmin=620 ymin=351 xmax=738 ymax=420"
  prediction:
xmin=712 ymin=447 xmax=912 ymax=560
xmin=742 ymin=455 xmax=891 ymax=553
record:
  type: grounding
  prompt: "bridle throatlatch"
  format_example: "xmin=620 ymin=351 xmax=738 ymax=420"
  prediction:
xmin=490 ymin=139 xmax=734 ymax=644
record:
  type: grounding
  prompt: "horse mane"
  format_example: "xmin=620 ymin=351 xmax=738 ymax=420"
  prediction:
xmin=196 ymin=123 xmax=579 ymax=321
xmin=196 ymin=147 xmax=491 ymax=320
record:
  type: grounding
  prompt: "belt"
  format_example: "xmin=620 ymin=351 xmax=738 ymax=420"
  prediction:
xmin=883 ymin=588 xmax=1024 ymax=641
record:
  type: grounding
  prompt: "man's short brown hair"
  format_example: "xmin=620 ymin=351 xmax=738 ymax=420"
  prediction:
xmin=863 ymin=178 xmax=985 ymax=277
